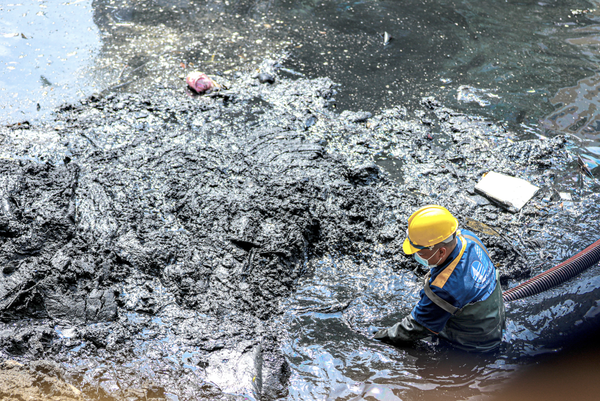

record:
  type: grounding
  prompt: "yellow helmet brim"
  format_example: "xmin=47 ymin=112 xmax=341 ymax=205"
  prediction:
xmin=402 ymin=237 xmax=419 ymax=255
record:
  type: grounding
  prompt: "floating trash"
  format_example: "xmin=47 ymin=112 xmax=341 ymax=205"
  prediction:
xmin=383 ymin=31 xmax=392 ymax=45
xmin=186 ymin=71 xmax=215 ymax=93
xmin=474 ymin=171 xmax=539 ymax=212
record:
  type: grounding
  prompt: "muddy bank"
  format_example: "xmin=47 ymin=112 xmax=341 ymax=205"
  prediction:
xmin=1 ymin=60 xmax=599 ymax=400
xmin=0 ymin=359 xmax=84 ymax=401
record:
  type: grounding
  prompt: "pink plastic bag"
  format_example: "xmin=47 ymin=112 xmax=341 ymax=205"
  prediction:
xmin=186 ymin=71 xmax=213 ymax=93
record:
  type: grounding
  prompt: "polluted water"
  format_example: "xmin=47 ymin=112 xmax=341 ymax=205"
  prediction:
xmin=1 ymin=0 xmax=600 ymax=400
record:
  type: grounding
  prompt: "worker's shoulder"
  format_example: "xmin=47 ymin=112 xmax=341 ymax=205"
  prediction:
xmin=460 ymin=230 xmax=490 ymax=256
xmin=439 ymin=231 xmax=495 ymax=295
xmin=458 ymin=230 xmax=495 ymax=283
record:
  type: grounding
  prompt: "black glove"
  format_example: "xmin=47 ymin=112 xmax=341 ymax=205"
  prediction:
xmin=371 ymin=316 xmax=429 ymax=345
xmin=373 ymin=328 xmax=390 ymax=340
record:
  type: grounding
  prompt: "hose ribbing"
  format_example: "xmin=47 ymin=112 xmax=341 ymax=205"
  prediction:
xmin=503 ymin=238 xmax=600 ymax=302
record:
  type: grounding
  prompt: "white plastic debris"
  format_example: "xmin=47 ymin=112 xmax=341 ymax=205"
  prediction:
xmin=474 ymin=172 xmax=539 ymax=212
xmin=559 ymin=192 xmax=573 ymax=201
xmin=383 ymin=31 xmax=391 ymax=45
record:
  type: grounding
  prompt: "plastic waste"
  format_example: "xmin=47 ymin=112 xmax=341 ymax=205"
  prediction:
xmin=474 ymin=171 xmax=539 ymax=212
xmin=383 ymin=31 xmax=391 ymax=45
xmin=186 ymin=71 xmax=214 ymax=93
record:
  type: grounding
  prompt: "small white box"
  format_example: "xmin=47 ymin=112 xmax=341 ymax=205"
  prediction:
xmin=474 ymin=171 xmax=539 ymax=212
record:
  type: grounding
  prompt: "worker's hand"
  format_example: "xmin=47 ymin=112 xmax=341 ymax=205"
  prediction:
xmin=372 ymin=328 xmax=389 ymax=340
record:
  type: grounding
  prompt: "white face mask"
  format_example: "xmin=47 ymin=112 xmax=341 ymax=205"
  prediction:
xmin=414 ymin=248 xmax=441 ymax=268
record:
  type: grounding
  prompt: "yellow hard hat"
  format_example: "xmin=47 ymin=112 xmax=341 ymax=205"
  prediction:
xmin=402 ymin=205 xmax=458 ymax=255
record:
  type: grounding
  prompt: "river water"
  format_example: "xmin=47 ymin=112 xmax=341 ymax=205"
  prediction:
xmin=2 ymin=0 xmax=600 ymax=400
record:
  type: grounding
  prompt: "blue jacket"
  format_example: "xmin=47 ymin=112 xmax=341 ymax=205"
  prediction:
xmin=411 ymin=229 xmax=497 ymax=334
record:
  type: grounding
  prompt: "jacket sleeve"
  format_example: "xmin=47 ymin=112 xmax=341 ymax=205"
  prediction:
xmin=411 ymin=285 xmax=456 ymax=333
xmin=377 ymin=314 xmax=430 ymax=344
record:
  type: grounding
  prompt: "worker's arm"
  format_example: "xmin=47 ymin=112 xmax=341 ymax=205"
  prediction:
xmin=374 ymin=285 xmax=457 ymax=344
xmin=373 ymin=314 xmax=431 ymax=344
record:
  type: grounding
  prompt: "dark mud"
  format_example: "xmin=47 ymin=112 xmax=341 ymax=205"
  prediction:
xmin=1 ymin=59 xmax=599 ymax=400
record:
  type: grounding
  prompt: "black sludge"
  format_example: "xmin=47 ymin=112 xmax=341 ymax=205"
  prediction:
xmin=0 ymin=83 xmax=386 ymax=399
xmin=0 ymin=161 xmax=81 ymax=322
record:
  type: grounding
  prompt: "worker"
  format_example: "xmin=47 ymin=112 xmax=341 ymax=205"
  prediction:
xmin=374 ymin=205 xmax=505 ymax=352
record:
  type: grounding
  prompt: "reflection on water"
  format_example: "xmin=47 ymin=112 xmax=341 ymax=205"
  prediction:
xmin=543 ymin=73 xmax=600 ymax=138
xmin=543 ymin=22 xmax=600 ymax=142
xmin=4 ymin=0 xmax=600 ymax=148
xmin=0 ymin=1 xmax=99 ymax=122
xmin=541 ymin=19 xmax=600 ymax=169
xmin=4 ymin=0 xmax=600 ymax=163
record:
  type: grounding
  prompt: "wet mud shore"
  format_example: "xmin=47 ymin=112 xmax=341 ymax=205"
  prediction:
xmin=1 ymin=60 xmax=599 ymax=400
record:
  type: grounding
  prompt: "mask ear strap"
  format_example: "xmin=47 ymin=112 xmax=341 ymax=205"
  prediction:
xmin=436 ymin=248 xmax=445 ymax=265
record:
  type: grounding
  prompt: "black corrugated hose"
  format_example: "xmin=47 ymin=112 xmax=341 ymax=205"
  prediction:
xmin=503 ymin=238 xmax=600 ymax=302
